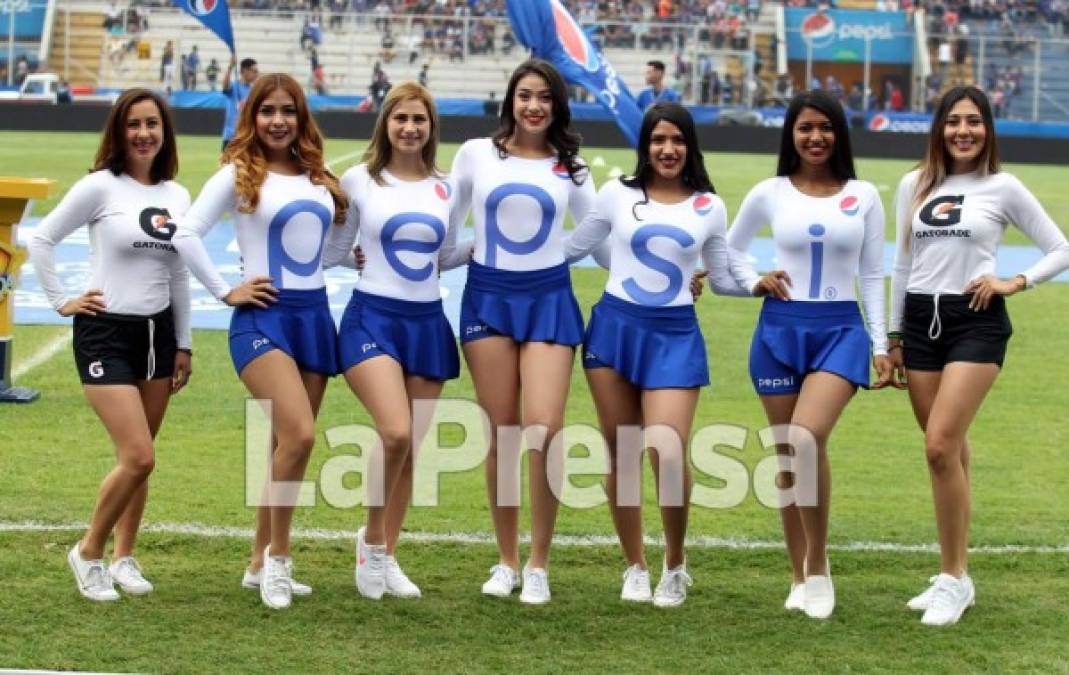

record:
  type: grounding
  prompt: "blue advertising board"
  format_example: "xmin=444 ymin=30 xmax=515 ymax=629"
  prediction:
xmin=785 ymin=8 xmax=913 ymax=64
xmin=0 ymin=1 xmax=48 ymax=40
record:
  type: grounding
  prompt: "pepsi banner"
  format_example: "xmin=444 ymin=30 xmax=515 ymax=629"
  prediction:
xmin=506 ymin=0 xmax=643 ymax=147
xmin=786 ymin=8 xmax=913 ymax=64
xmin=0 ymin=1 xmax=47 ymax=40
xmin=172 ymin=0 xmax=235 ymax=53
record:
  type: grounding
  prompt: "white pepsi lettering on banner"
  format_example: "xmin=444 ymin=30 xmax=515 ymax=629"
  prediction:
xmin=867 ymin=113 xmax=931 ymax=133
xmin=786 ymin=8 xmax=913 ymax=64
xmin=1 ymin=0 xmax=47 ymax=40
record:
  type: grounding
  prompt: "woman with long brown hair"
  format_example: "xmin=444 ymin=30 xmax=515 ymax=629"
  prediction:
xmin=30 ymin=89 xmax=192 ymax=601
xmin=449 ymin=58 xmax=596 ymax=604
xmin=323 ymin=81 xmax=467 ymax=600
xmin=890 ymin=86 xmax=1069 ymax=625
xmin=172 ymin=73 xmax=348 ymax=610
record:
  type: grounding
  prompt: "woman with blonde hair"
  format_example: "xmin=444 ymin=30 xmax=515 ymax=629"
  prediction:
xmin=890 ymin=86 xmax=1069 ymax=626
xmin=324 ymin=81 xmax=467 ymax=600
xmin=172 ymin=73 xmax=348 ymax=610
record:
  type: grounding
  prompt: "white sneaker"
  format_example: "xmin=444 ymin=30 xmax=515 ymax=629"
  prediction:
xmin=784 ymin=582 xmax=805 ymax=611
xmin=109 ymin=556 xmax=153 ymax=595
xmin=68 ymin=543 xmax=120 ymax=602
xmin=620 ymin=564 xmax=652 ymax=603
xmin=385 ymin=556 xmax=421 ymax=599
xmin=803 ymin=559 xmax=835 ymax=619
xmin=653 ymin=561 xmax=693 ymax=608
xmin=907 ymin=575 xmax=940 ymax=611
xmin=519 ymin=567 xmax=551 ymax=605
xmin=242 ymin=564 xmax=313 ymax=596
xmin=355 ymin=526 xmax=386 ymax=600
xmin=481 ymin=564 xmax=520 ymax=597
xmin=260 ymin=545 xmax=293 ymax=610
xmin=921 ymin=573 xmax=975 ymax=626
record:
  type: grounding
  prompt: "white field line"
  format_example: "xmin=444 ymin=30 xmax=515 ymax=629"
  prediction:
xmin=10 ymin=331 xmax=72 ymax=380
xmin=2 ymin=520 xmax=1066 ymax=555
xmin=326 ymin=149 xmax=365 ymax=169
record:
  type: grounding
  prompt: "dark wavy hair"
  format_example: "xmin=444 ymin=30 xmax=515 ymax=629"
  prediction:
xmin=776 ymin=90 xmax=856 ymax=181
xmin=94 ymin=88 xmax=177 ymax=183
xmin=621 ymin=102 xmax=714 ymax=219
xmin=491 ymin=58 xmax=586 ymax=185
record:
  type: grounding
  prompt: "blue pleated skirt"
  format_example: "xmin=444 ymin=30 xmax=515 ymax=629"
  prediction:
xmin=459 ymin=261 xmax=583 ymax=346
xmin=228 ymin=288 xmax=339 ymax=376
xmin=749 ymin=298 xmax=871 ymax=395
xmin=337 ymin=289 xmax=459 ymax=381
xmin=582 ymin=292 xmax=709 ymax=389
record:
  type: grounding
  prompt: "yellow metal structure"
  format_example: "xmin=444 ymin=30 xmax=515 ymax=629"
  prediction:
xmin=0 ymin=177 xmax=56 ymax=403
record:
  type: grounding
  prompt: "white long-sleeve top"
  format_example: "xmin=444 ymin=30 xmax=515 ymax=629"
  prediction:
xmin=28 ymin=170 xmax=193 ymax=349
xmin=890 ymin=169 xmax=1069 ymax=331
xmin=450 ymin=137 xmax=596 ymax=271
xmin=172 ymin=164 xmax=337 ymax=300
xmin=726 ymin=176 xmax=888 ymax=354
xmin=563 ymin=180 xmax=749 ymax=306
xmin=322 ymin=164 xmax=468 ymax=302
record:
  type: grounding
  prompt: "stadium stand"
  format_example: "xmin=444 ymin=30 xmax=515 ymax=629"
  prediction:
xmin=52 ymin=0 xmax=770 ymax=105
xmin=923 ymin=0 xmax=1069 ymax=119
xmin=25 ymin=0 xmax=1069 ymax=120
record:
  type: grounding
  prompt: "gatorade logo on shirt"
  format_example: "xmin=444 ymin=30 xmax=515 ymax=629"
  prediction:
xmin=139 ymin=207 xmax=177 ymax=241
xmin=917 ymin=195 xmax=970 ymax=239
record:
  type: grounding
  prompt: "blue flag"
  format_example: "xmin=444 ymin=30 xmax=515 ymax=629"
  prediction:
xmin=172 ymin=0 xmax=235 ymax=53
xmin=506 ymin=0 xmax=643 ymax=147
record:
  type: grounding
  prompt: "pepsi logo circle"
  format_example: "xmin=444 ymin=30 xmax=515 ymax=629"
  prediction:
xmin=552 ymin=163 xmax=571 ymax=180
xmin=840 ymin=195 xmax=859 ymax=216
xmin=435 ymin=181 xmax=452 ymax=201
xmin=868 ymin=114 xmax=891 ymax=132
xmin=551 ymin=0 xmax=599 ymax=72
xmin=801 ymin=12 xmax=836 ymax=48
xmin=189 ymin=0 xmax=218 ymax=16
xmin=693 ymin=194 xmax=714 ymax=216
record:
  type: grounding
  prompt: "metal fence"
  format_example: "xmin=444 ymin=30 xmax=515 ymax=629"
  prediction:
xmin=11 ymin=4 xmax=1068 ymax=119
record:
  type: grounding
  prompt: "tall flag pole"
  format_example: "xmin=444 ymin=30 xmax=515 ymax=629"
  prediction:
xmin=172 ymin=0 xmax=236 ymax=53
xmin=506 ymin=0 xmax=643 ymax=147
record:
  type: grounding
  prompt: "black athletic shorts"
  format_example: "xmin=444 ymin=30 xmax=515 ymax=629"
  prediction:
xmin=73 ymin=306 xmax=177 ymax=385
xmin=902 ymin=292 xmax=1012 ymax=370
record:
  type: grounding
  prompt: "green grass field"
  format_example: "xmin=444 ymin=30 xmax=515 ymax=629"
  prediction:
xmin=1 ymin=131 xmax=1068 ymax=672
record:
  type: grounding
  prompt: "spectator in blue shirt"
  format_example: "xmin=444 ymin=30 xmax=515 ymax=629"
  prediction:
xmin=221 ymin=56 xmax=259 ymax=151
xmin=635 ymin=60 xmax=681 ymax=110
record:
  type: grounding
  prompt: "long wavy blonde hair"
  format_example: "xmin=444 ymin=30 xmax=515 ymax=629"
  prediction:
xmin=222 ymin=73 xmax=347 ymax=223
xmin=362 ymin=81 xmax=441 ymax=185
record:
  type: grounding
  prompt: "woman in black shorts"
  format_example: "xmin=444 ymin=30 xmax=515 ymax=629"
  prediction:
xmin=29 ymin=89 xmax=192 ymax=602
xmin=888 ymin=86 xmax=1069 ymax=626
